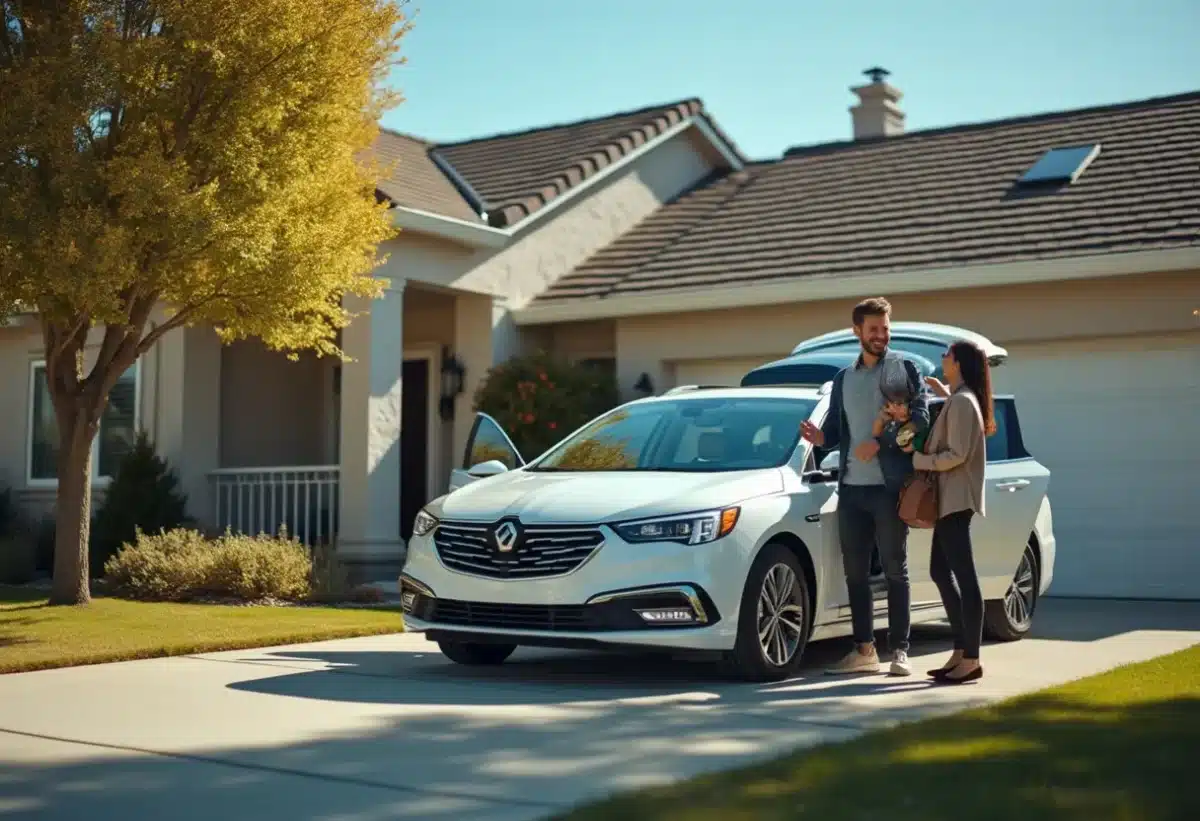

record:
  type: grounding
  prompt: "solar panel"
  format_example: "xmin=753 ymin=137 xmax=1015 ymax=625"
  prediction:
xmin=1018 ymin=144 xmax=1101 ymax=185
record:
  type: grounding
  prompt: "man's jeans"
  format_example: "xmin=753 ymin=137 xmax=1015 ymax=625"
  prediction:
xmin=837 ymin=483 xmax=911 ymax=653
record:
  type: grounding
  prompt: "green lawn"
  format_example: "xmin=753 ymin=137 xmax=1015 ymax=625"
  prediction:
xmin=552 ymin=642 xmax=1200 ymax=821
xmin=0 ymin=585 xmax=405 ymax=674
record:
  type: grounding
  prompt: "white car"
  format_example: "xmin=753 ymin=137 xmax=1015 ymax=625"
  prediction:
xmin=400 ymin=327 xmax=1056 ymax=681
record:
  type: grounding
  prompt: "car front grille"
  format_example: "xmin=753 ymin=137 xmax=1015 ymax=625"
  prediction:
xmin=433 ymin=521 xmax=604 ymax=579
xmin=427 ymin=599 xmax=593 ymax=631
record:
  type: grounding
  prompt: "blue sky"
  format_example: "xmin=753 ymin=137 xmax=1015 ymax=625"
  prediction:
xmin=381 ymin=0 xmax=1200 ymax=160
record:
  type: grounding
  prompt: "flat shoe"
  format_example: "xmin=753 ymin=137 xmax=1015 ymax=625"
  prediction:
xmin=936 ymin=666 xmax=983 ymax=685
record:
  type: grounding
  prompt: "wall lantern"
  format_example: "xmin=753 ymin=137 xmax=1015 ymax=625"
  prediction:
xmin=633 ymin=372 xmax=655 ymax=396
xmin=439 ymin=346 xmax=466 ymax=421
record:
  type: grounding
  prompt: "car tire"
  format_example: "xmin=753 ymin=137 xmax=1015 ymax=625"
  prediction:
xmin=724 ymin=542 xmax=812 ymax=682
xmin=984 ymin=540 xmax=1039 ymax=641
xmin=437 ymin=640 xmax=518 ymax=666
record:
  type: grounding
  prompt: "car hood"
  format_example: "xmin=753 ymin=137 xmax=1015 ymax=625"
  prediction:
xmin=434 ymin=469 xmax=785 ymax=524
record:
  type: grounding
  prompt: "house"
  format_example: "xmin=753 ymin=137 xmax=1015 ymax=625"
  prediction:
xmin=0 ymin=72 xmax=1195 ymax=598
xmin=514 ymin=77 xmax=1200 ymax=601
xmin=0 ymin=98 xmax=747 ymax=585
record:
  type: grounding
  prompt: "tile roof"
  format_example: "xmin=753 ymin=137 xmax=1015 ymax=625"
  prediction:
xmin=370 ymin=130 xmax=481 ymax=223
xmin=534 ymin=90 xmax=1200 ymax=304
xmin=432 ymin=99 xmax=742 ymax=228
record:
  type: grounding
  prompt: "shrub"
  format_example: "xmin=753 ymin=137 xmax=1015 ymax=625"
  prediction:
xmin=0 ymin=487 xmax=38 ymax=585
xmin=91 ymin=432 xmax=192 ymax=578
xmin=473 ymin=352 xmax=619 ymax=459
xmin=103 ymin=528 xmax=312 ymax=603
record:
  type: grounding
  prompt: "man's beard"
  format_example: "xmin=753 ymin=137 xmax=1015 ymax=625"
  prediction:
xmin=862 ymin=339 xmax=888 ymax=357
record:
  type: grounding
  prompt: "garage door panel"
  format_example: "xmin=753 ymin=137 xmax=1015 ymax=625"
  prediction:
xmin=671 ymin=357 xmax=774 ymax=388
xmin=996 ymin=336 xmax=1199 ymax=600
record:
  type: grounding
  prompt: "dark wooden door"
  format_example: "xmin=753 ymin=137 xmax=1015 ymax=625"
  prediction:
xmin=400 ymin=359 xmax=429 ymax=540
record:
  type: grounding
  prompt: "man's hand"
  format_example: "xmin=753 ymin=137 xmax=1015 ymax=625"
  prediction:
xmin=854 ymin=439 xmax=880 ymax=462
xmin=800 ymin=420 xmax=825 ymax=447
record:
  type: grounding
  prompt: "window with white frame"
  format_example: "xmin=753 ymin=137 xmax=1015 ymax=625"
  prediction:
xmin=28 ymin=360 xmax=141 ymax=484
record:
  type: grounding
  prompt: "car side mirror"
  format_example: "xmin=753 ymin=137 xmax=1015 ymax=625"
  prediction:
xmin=819 ymin=451 xmax=841 ymax=472
xmin=467 ymin=459 xmax=509 ymax=479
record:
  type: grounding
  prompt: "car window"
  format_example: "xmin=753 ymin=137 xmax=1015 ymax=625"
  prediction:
xmin=986 ymin=401 xmax=1011 ymax=462
xmin=530 ymin=396 xmax=819 ymax=473
xmin=465 ymin=415 xmax=522 ymax=469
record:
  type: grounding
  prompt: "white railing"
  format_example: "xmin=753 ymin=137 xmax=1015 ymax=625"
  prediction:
xmin=209 ymin=466 xmax=339 ymax=547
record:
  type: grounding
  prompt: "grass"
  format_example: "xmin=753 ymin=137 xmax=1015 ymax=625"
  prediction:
xmin=0 ymin=585 xmax=404 ymax=674
xmin=552 ymin=642 xmax=1200 ymax=821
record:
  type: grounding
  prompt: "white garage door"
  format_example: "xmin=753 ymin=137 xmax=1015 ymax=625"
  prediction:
xmin=671 ymin=357 xmax=775 ymax=388
xmin=993 ymin=334 xmax=1200 ymax=599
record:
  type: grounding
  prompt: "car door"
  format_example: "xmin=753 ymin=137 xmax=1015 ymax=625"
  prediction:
xmin=448 ymin=412 xmax=525 ymax=493
xmin=970 ymin=397 xmax=1050 ymax=598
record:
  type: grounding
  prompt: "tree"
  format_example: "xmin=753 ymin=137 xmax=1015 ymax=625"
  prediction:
xmin=0 ymin=0 xmax=409 ymax=604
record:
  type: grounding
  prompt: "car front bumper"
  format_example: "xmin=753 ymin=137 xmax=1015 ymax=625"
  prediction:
xmin=398 ymin=523 xmax=755 ymax=652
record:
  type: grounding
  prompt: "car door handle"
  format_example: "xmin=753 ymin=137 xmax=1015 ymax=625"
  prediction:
xmin=995 ymin=479 xmax=1030 ymax=492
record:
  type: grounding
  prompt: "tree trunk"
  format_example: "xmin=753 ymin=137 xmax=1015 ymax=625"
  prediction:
xmin=48 ymin=409 xmax=99 ymax=606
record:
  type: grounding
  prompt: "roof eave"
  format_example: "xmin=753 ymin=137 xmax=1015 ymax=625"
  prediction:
xmin=389 ymin=115 xmax=746 ymax=246
xmin=511 ymin=246 xmax=1200 ymax=325
xmin=390 ymin=206 xmax=509 ymax=249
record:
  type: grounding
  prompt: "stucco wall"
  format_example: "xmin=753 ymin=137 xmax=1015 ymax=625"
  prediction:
xmin=374 ymin=127 xmax=724 ymax=365
xmin=597 ymin=269 xmax=1200 ymax=398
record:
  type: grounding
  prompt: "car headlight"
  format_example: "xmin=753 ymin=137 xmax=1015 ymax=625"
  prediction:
xmin=613 ymin=507 xmax=740 ymax=546
xmin=412 ymin=509 xmax=439 ymax=537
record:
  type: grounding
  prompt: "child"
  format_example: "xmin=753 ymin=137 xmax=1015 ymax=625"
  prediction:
xmin=873 ymin=398 xmax=928 ymax=453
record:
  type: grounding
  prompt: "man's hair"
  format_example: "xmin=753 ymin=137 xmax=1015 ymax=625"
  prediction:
xmin=852 ymin=297 xmax=892 ymax=326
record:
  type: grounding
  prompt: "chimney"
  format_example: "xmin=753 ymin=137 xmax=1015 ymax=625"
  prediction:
xmin=850 ymin=67 xmax=905 ymax=139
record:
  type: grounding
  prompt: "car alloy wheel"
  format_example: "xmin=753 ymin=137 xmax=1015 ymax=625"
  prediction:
xmin=1004 ymin=549 xmax=1037 ymax=630
xmin=757 ymin=563 xmax=805 ymax=667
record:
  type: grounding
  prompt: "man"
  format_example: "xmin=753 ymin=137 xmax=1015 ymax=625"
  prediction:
xmin=800 ymin=297 xmax=930 ymax=676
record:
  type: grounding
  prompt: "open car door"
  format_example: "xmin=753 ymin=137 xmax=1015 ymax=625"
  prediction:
xmin=448 ymin=412 xmax=526 ymax=493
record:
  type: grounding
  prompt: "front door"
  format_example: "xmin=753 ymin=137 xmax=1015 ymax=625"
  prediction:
xmin=400 ymin=358 xmax=429 ymax=540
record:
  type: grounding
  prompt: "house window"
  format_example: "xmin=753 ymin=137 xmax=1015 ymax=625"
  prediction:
xmin=28 ymin=360 xmax=141 ymax=484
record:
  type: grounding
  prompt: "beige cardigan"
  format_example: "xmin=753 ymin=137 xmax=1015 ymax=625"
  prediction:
xmin=912 ymin=387 xmax=987 ymax=518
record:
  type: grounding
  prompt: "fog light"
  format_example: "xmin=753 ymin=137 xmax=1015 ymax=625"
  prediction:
xmin=401 ymin=591 xmax=418 ymax=613
xmin=637 ymin=607 xmax=697 ymax=624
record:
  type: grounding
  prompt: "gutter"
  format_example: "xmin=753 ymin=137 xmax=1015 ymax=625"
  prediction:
xmin=511 ymin=246 xmax=1200 ymax=325
xmin=390 ymin=116 xmax=745 ymax=250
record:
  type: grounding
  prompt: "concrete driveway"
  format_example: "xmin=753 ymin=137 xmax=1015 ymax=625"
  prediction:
xmin=2 ymin=598 xmax=1197 ymax=821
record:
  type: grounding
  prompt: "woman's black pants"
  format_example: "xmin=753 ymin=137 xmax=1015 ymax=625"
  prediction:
xmin=930 ymin=509 xmax=983 ymax=659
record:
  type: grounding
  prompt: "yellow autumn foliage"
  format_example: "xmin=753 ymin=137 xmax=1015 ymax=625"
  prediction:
xmin=0 ymin=0 xmax=410 ymax=604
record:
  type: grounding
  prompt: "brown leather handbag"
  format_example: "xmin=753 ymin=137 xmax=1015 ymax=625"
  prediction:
xmin=898 ymin=470 xmax=938 ymax=528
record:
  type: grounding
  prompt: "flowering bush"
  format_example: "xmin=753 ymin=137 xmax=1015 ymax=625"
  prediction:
xmin=473 ymin=352 xmax=619 ymax=459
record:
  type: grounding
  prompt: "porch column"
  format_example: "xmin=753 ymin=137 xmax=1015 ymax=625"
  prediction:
xmin=452 ymin=290 xmax=496 ymax=471
xmin=337 ymin=279 xmax=405 ymax=578
xmin=151 ymin=324 xmax=221 ymax=528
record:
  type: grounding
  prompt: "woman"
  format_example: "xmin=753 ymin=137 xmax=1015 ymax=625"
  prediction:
xmin=911 ymin=340 xmax=995 ymax=685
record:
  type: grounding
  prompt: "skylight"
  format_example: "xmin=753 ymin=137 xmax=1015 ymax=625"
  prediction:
xmin=1018 ymin=143 xmax=1102 ymax=185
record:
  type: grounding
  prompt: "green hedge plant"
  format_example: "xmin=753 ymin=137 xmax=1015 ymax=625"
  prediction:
xmin=473 ymin=352 xmax=619 ymax=459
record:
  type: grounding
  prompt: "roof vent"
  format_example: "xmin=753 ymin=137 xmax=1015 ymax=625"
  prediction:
xmin=850 ymin=67 xmax=905 ymax=140
xmin=1018 ymin=143 xmax=1101 ymax=185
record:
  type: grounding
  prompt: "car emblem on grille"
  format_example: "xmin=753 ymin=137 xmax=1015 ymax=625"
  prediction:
xmin=493 ymin=521 xmax=519 ymax=553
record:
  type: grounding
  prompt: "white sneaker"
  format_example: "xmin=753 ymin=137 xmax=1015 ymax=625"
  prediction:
xmin=825 ymin=645 xmax=881 ymax=675
xmin=889 ymin=650 xmax=912 ymax=677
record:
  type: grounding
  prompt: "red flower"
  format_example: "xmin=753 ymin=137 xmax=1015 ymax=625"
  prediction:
xmin=548 ymin=422 xmax=557 ymax=430
xmin=538 ymin=372 xmax=548 ymax=381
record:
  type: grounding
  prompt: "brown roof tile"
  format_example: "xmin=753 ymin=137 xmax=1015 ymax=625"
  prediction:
xmin=370 ymin=129 xmax=481 ymax=223
xmin=432 ymin=99 xmax=742 ymax=227
xmin=535 ymin=90 xmax=1200 ymax=303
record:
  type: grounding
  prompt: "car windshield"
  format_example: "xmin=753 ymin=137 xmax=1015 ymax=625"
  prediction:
xmin=529 ymin=396 xmax=819 ymax=473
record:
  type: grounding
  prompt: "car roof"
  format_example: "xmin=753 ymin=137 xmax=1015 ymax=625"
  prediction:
xmin=635 ymin=385 xmax=825 ymax=404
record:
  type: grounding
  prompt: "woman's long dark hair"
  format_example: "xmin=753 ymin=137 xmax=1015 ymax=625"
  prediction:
xmin=950 ymin=340 xmax=997 ymax=436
